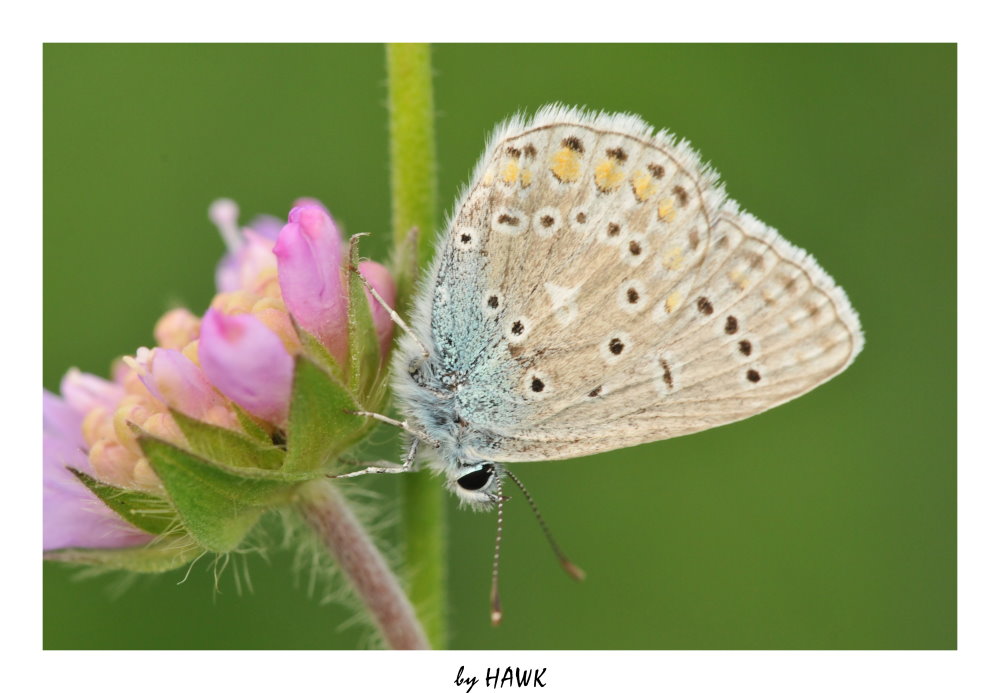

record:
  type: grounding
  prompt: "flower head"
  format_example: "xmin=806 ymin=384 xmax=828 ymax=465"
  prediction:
xmin=44 ymin=198 xmax=397 ymax=554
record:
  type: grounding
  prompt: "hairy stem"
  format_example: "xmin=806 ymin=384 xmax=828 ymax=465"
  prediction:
xmin=297 ymin=479 xmax=429 ymax=650
xmin=387 ymin=42 xmax=439 ymax=306
xmin=386 ymin=42 xmax=448 ymax=649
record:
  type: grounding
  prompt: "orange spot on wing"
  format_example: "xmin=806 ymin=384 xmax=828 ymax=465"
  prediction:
xmin=657 ymin=199 xmax=676 ymax=222
xmin=631 ymin=171 xmax=656 ymax=202
xmin=550 ymin=147 xmax=581 ymax=182
xmin=594 ymin=158 xmax=624 ymax=192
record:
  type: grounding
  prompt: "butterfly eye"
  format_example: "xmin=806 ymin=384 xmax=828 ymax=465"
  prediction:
xmin=457 ymin=465 xmax=494 ymax=491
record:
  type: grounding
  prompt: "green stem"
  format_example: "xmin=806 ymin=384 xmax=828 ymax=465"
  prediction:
xmin=387 ymin=43 xmax=439 ymax=306
xmin=386 ymin=42 xmax=447 ymax=649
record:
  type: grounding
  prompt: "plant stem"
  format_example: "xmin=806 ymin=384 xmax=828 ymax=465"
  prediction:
xmin=386 ymin=42 xmax=448 ymax=649
xmin=297 ymin=480 xmax=429 ymax=650
xmin=387 ymin=42 xmax=439 ymax=305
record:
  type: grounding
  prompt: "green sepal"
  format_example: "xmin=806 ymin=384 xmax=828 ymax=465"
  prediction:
xmin=283 ymin=355 xmax=371 ymax=473
xmin=231 ymin=403 xmax=272 ymax=445
xmin=138 ymin=434 xmax=306 ymax=553
xmin=69 ymin=469 xmax=177 ymax=536
xmin=44 ymin=536 xmax=203 ymax=573
xmin=170 ymin=409 xmax=284 ymax=471
xmin=347 ymin=235 xmax=381 ymax=398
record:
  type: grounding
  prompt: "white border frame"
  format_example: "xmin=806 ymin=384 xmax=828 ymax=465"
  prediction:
xmin=9 ymin=2 xmax=989 ymax=691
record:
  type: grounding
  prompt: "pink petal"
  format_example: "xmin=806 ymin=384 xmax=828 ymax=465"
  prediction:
xmin=43 ymin=390 xmax=152 ymax=551
xmin=358 ymin=261 xmax=397 ymax=357
xmin=210 ymin=199 xmax=281 ymax=292
xmin=292 ymin=197 xmax=331 ymax=216
xmin=141 ymin=348 xmax=225 ymax=419
xmin=273 ymin=205 xmax=348 ymax=364
xmin=60 ymin=368 xmax=123 ymax=416
xmin=215 ymin=229 xmax=278 ymax=293
xmin=248 ymin=214 xmax=283 ymax=241
xmin=198 ymin=308 xmax=293 ymax=426
xmin=43 ymin=389 xmax=85 ymax=449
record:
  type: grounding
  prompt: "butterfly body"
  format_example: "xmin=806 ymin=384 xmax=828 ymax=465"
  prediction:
xmin=391 ymin=105 xmax=863 ymax=508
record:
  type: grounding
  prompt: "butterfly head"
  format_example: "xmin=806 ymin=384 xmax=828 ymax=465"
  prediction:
xmin=447 ymin=462 xmax=503 ymax=510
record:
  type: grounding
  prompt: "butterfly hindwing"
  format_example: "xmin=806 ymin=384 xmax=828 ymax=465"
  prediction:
xmin=425 ymin=106 xmax=863 ymax=462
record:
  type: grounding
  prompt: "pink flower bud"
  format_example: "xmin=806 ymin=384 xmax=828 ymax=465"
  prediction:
xmin=215 ymin=230 xmax=279 ymax=294
xmin=88 ymin=439 xmax=140 ymax=489
xmin=358 ymin=261 xmax=397 ymax=357
xmin=209 ymin=198 xmax=242 ymax=251
xmin=273 ymin=205 xmax=349 ymax=364
xmin=248 ymin=214 xmax=283 ymax=241
xmin=142 ymin=412 xmax=185 ymax=452
xmin=211 ymin=196 xmax=281 ymax=294
xmin=136 ymin=347 xmax=226 ymax=420
xmin=252 ymin=299 xmax=302 ymax=355
xmin=154 ymin=308 xmax=200 ymax=350
xmin=112 ymin=395 xmax=156 ymax=455
xmin=198 ymin=308 xmax=293 ymax=426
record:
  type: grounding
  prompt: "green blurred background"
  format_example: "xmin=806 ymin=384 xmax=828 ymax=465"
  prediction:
xmin=43 ymin=44 xmax=955 ymax=649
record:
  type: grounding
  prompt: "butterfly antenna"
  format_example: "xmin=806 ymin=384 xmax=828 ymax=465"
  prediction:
xmin=503 ymin=469 xmax=586 ymax=582
xmin=490 ymin=478 xmax=505 ymax=627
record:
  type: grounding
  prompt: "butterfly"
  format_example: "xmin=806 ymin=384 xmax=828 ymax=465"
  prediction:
xmin=345 ymin=104 xmax=863 ymax=620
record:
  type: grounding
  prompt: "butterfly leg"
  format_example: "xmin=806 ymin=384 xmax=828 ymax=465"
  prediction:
xmin=349 ymin=409 xmax=439 ymax=448
xmin=329 ymin=437 xmax=420 ymax=479
xmin=348 ymin=233 xmax=432 ymax=361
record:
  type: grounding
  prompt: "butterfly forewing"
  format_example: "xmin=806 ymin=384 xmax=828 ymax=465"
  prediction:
xmin=428 ymin=106 xmax=862 ymax=462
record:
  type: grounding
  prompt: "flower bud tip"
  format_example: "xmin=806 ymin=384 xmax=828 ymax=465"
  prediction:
xmin=209 ymin=198 xmax=242 ymax=253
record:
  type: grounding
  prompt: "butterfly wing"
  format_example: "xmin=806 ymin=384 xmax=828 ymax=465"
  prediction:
xmin=426 ymin=105 xmax=863 ymax=462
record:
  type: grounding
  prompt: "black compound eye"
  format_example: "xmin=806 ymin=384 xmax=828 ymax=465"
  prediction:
xmin=457 ymin=465 xmax=494 ymax=491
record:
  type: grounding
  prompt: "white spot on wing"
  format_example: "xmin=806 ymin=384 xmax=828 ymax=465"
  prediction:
xmin=544 ymin=282 xmax=582 ymax=326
